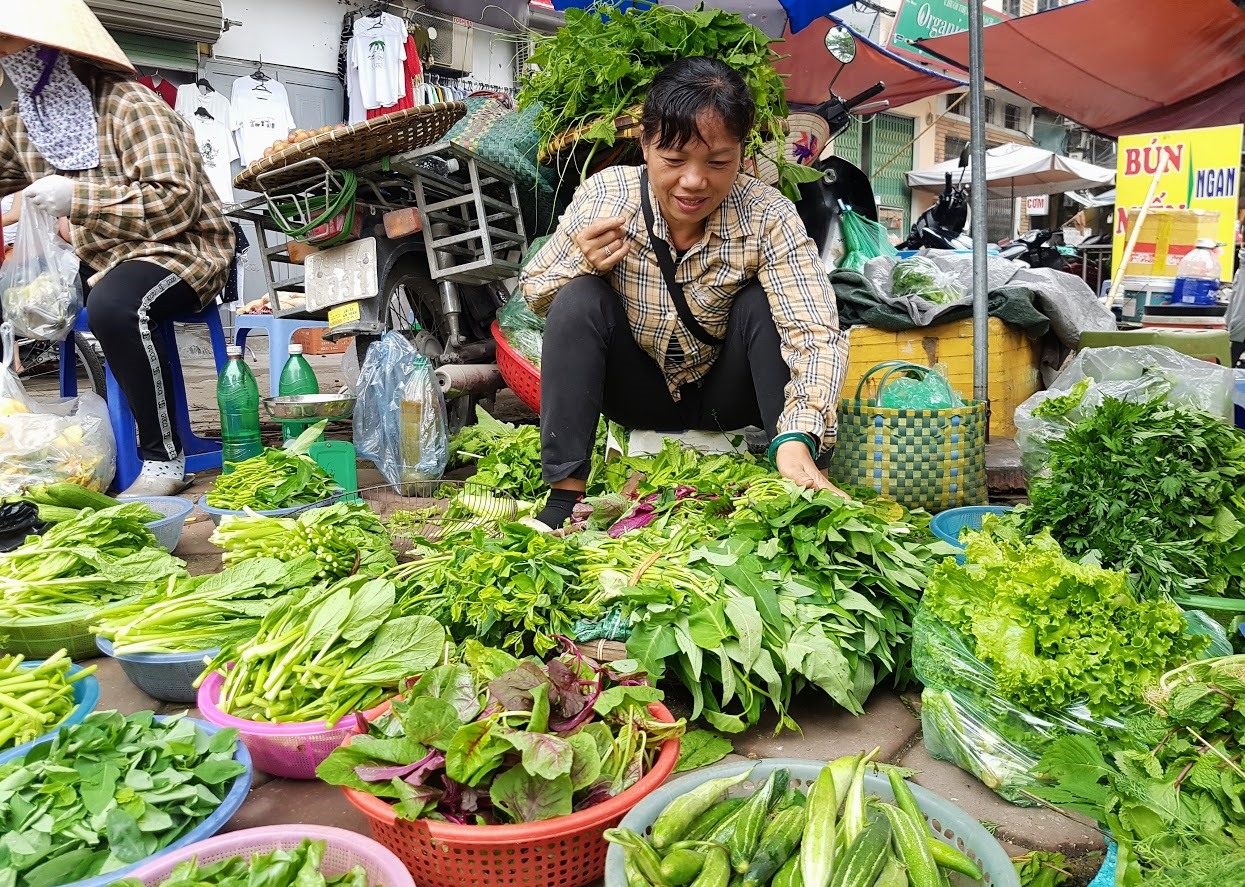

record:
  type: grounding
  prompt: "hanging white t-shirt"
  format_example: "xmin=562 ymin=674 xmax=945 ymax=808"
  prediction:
xmin=351 ymin=12 xmax=408 ymax=110
xmin=231 ymin=77 xmax=296 ymax=166
xmin=345 ymin=37 xmax=369 ymax=125
xmin=175 ymin=83 xmax=231 ymax=123
xmin=189 ymin=115 xmax=238 ymax=204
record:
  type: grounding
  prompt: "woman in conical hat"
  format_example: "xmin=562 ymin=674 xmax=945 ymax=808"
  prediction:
xmin=0 ymin=0 xmax=235 ymax=495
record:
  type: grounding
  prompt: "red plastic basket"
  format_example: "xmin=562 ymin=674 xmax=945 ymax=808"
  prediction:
xmin=492 ymin=320 xmax=541 ymax=413
xmin=341 ymin=702 xmax=680 ymax=887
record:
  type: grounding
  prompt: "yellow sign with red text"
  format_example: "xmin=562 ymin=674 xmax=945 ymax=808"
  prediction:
xmin=1113 ymin=124 xmax=1241 ymax=281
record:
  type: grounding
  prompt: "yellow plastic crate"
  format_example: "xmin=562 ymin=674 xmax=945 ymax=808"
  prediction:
xmin=842 ymin=318 xmax=1041 ymax=437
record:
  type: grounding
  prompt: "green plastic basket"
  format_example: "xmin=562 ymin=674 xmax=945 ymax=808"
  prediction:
xmin=0 ymin=609 xmax=106 ymax=659
xmin=605 ymin=758 xmax=1018 ymax=887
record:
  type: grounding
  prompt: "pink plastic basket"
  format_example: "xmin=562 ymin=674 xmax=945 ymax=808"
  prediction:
xmin=197 ymin=670 xmax=393 ymax=780
xmin=118 ymin=825 xmax=415 ymax=887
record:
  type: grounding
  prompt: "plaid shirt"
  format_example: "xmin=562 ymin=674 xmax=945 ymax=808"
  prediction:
xmin=520 ymin=165 xmax=850 ymax=448
xmin=0 ymin=69 xmax=234 ymax=305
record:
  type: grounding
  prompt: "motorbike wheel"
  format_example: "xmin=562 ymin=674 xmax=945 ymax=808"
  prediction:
xmin=17 ymin=332 xmax=106 ymax=400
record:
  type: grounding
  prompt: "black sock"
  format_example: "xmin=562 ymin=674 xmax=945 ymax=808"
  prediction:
xmin=537 ymin=488 xmax=582 ymax=529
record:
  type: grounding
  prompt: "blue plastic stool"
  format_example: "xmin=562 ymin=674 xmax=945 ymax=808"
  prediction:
xmin=233 ymin=313 xmax=329 ymax=396
xmin=61 ymin=304 xmax=228 ymax=491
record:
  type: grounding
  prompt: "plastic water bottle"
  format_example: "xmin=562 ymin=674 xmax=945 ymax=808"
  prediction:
xmin=1172 ymin=239 xmax=1222 ymax=306
xmin=217 ymin=345 xmax=262 ymax=471
xmin=277 ymin=343 xmax=320 ymax=441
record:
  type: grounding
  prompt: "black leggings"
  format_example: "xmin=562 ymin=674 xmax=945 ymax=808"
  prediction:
xmin=539 ymin=275 xmax=790 ymax=483
xmin=83 ymin=261 xmax=200 ymax=461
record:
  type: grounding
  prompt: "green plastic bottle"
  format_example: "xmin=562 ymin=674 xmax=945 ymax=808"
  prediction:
xmin=278 ymin=343 xmax=320 ymax=440
xmin=217 ymin=345 xmax=262 ymax=471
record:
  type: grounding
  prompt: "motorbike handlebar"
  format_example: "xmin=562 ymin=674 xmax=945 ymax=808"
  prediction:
xmin=842 ymin=82 xmax=886 ymax=111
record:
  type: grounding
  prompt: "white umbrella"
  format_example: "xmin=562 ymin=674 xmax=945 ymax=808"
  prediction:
xmin=906 ymin=142 xmax=1114 ymax=199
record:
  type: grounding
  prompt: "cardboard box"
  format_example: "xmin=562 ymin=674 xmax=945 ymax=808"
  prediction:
xmin=1123 ymin=208 xmax=1220 ymax=277
xmin=293 ymin=327 xmax=353 ymax=356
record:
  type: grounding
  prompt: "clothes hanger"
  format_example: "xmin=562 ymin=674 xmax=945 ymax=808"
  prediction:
xmin=194 ymin=106 xmax=215 ymax=120
xmin=251 ymin=57 xmax=272 ymax=91
xmin=196 ymin=77 xmax=215 ymax=93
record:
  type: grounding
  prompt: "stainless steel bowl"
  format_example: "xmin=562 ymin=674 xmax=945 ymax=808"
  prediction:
xmin=262 ymin=394 xmax=357 ymax=421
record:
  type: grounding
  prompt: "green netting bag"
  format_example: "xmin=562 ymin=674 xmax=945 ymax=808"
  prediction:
xmin=837 ymin=208 xmax=898 ymax=272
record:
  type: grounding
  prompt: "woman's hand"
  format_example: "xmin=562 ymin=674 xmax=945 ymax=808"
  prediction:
xmin=574 ymin=216 xmax=631 ymax=273
xmin=775 ymin=439 xmax=850 ymax=498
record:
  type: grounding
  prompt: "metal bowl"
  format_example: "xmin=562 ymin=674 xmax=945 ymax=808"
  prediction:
xmin=262 ymin=394 xmax=356 ymax=421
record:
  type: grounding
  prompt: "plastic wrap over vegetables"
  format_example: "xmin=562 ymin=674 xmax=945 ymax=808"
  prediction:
xmin=890 ymin=255 xmax=965 ymax=305
xmin=0 ymin=322 xmax=115 ymax=493
xmin=0 ymin=203 xmax=82 ymax=340
xmin=497 ymin=292 xmax=545 ymax=367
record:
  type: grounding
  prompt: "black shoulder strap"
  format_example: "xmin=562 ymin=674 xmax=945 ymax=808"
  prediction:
xmin=639 ymin=170 xmax=724 ymax=348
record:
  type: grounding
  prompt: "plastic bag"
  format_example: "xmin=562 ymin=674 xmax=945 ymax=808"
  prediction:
xmin=0 ymin=323 xmax=115 ymax=493
xmin=354 ymin=331 xmax=448 ymax=491
xmin=0 ymin=203 xmax=81 ymax=341
xmin=1015 ymin=345 xmax=1237 ymax=476
xmin=837 ymin=208 xmax=897 ymax=272
xmin=497 ymin=292 xmax=545 ymax=367
xmin=913 ymin=607 xmax=1131 ymax=804
xmin=890 ymin=255 xmax=964 ymax=305
xmin=877 ymin=362 xmax=963 ymax=410
xmin=913 ymin=603 xmax=1229 ymax=804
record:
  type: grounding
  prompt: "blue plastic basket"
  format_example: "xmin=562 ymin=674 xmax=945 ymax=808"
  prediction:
xmin=606 ymin=759 xmax=1019 ymax=887
xmin=197 ymin=495 xmax=329 ymax=527
xmin=126 ymin=495 xmax=195 ymax=551
xmin=95 ymin=637 xmax=217 ymax=704
xmin=1088 ymin=841 xmax=1118 ymax=887
xmin=1 ymin=660 xmax=100 ymax=759
xmin=930 ymin=505 xmax=1014 ymax=548
xmin=0 ymin=714 xmax=253 ymax=887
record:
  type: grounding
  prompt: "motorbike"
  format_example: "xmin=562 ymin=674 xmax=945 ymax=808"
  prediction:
xmin=899 ymin=171 xmax=970 ymax=251
xmin=997 ymin=227 xmax=1075 ymax=273
xmin=793 ymin=26 xmax=888 ymax=264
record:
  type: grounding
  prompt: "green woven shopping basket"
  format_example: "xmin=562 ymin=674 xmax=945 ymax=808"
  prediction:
xmin=829 ymin=361 xmax=988 ymax=513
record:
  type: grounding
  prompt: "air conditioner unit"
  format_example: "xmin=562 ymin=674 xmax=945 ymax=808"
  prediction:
xmin=411 ymin=9 xmax=475 ymax=73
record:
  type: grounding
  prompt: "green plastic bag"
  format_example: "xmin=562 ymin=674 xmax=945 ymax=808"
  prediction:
xmin=837 ymin=208 xmax=898 ymax=272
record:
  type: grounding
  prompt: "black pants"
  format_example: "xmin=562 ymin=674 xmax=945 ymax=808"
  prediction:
xmin=84 ymin=261 xmax=200 ymax=461
xmin=540 ymin=275 xmax=790 ymax=483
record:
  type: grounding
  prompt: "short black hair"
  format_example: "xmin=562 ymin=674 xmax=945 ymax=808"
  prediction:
xmin=640 ymin=57 xmax=756 ymax=151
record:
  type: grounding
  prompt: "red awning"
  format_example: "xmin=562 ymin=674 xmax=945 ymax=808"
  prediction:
xmin=916 ymin=0 xmax=1245 ymax=138
xmin=773 ymin=16 xmax=964 ymax=109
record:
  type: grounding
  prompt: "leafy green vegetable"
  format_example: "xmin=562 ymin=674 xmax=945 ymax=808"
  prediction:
xmin=0 ymin=504 xmax=185 ymax=620
xmin=317 ymin=644 xmax=682 ymax=825
xmin=207 ymin=421 xmax=339 ymax=509
xmin=674 ymin=730 xmax=734 ymax=773
xmin=1014 ymin=397 xmax=1245 ymax=600
xmin=0 ymin=711 xmax=245 ymax=887
xmin=1011 ymin=851 xmax=1072 ymax=887
xmin=110 ymin=838 xmax=368 ymax=887
xmin=518 ymin=1 xmax=820 ymax=199
xmin=922 ymin=522 xmax=1205 ymax=714
xmin=890 ymin=255 xmax=962 ymax=304
xmin=211 ymin=499 xmax=396 ymax=580
xmin=200 ymin=575 xmax=446 ymax=725
xmin=93 ymin=556 xmax=319 ymax=655
xmin=1029 ymin=656 xmax=1245 ymax=885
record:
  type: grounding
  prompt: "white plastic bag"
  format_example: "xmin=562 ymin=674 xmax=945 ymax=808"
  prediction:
xmin=354 ymin=332 xmax=448 ymax=490
xmin=0 ymin=323 xmax=115 ymax=493
xmin=0 ymin=203 xmax=81 ymax=341
xmin=1015 ymin=344 xmax=1237 ymax=475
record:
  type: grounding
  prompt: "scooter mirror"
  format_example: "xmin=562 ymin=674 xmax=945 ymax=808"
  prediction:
xmin=824 ymin=26 xmax=857 ymax=64
xmin=958 ymin=144 xmax=970 ymax=168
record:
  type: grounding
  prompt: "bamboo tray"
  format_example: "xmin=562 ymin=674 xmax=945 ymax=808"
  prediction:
xmin=235 ymin=102 xmax=467 ymax=192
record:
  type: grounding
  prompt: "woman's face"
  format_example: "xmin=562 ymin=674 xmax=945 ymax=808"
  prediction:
xmin=641 ymin=111 xmax=742 ymax=236
xmin=0 ymin=37 xmax=33 ymax=58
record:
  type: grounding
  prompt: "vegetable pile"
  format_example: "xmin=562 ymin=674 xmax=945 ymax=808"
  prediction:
xmin=0 ymin=711 xmax=246 ymax=887
xmin=211 ymin=500 xmax=396 ymax=581
xmin=18 ymin=482 xmax=159 ymax=526
xmin=0 ymin=650 xmax=94 ymax=750
xmin=93 ymin=556 xmax=319 ymax=655
xmin=1013 ymin=396 xmax=1245 ymax=601
xmin=890 ymin=255 xmax=963 ymax=305
xmin=518 ymin=1 xmax=820 ymax=199
xmin=201 ymin=575 xmax=445 ymax=726
xmin=207 ymin=422 xmax=339 ymax=510
xmin=607 ymin=753 xmax=985 ymax=887
xmin=1029 ymin=655 xmax=1245 ymax=886
xmin=112 ymin=839 xmax=368 ymax=887
xmin=0 ymin=503 xmax=184 ymax=620
xmin=317 ymin=641 xmax=682 ymax=825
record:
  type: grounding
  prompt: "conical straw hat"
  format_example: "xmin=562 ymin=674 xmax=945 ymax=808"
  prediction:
xmin=0 ymin=0 xmax=134 ymax=73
